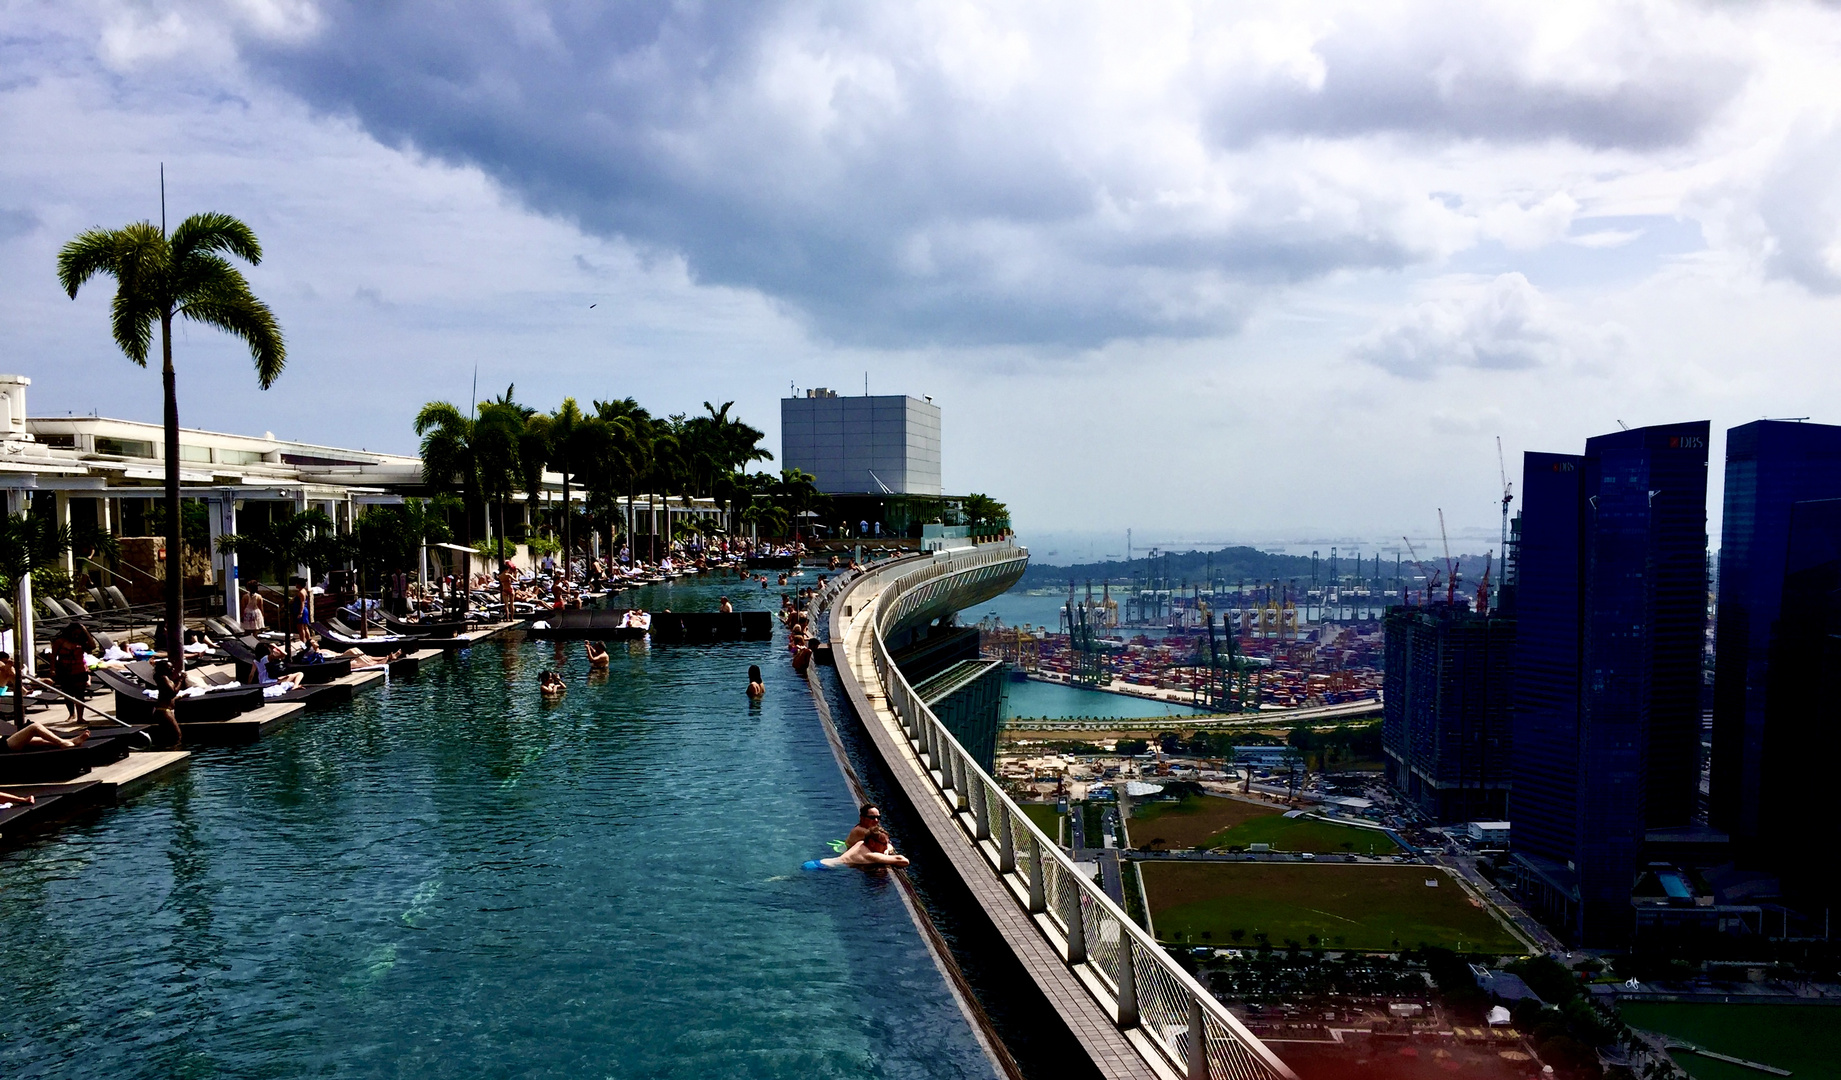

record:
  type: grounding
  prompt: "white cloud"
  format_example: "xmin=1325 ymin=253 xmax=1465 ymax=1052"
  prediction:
xmin=1351 ymin=272 xmax=1626 ymax=379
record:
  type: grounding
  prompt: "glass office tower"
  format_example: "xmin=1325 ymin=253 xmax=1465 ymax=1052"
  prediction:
xmin=1711 ymin=421 xmax=1841 ymax=848
xmin=1512 ymin=423 xmax=1709 ymax=944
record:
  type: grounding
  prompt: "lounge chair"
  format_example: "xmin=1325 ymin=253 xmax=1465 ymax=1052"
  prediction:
xmin=315 ymin=620 xmax=415 ymax=656
xmin=93 ymin=667 xmax=261 ymax=726
xmin=214 ymin=637 xmax=353 ymax=685
xmin=0 ymin=725 xmax=146 ymax=785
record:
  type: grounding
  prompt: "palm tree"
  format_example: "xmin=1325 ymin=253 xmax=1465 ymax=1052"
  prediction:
xmin=962 ymin=494 xmax=1010 ymax=538
xmin=58 ymin=212 xmax=285 ymax=673
xmin=475 ymin=387 xmax=525 ymax=570
xmin=542 ymin=399 xmax=590 ymax=567
xmin=593 ymin=398 xmax=651 ymax=560
xmin=415 ymin=402 xmax=482 ymax=545
xmin=774 ymin=468 xmax=826 ymax=545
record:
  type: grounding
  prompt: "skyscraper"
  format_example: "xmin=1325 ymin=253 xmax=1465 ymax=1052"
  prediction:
xmin=1382 ymin=604 xmax=1515 ymax=823
xmin=1510 ymin=422 xmax=1709 ymax=944
xmin=1711 ymin=421 xmax=1841 ymax=848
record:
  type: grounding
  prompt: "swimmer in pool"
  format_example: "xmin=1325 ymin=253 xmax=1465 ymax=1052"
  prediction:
xmin=747 ymin=664 xmax=765 ymax=699
xmin=844 ymin=804 xmax=881 ymax=847
xmin=538 ymin=670 xmax=567 ymax=698
xmin=585 ymin=640 xmax=609 ymax=670
xmin=804 ymin=827 xmax=909 ymax=871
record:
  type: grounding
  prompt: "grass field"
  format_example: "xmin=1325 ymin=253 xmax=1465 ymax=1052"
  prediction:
xmin=1206 ymin=815 xmax=1400 ymax=855
xmin=1619 ymin=1002 xmax=1841 ymax=1080
xmin=1140 ymin=861 xmax=1525 ymax=954
xmin=1019 ymin=803 xmax=1063 ymax=845
xmin=1129 ymin=795 xmax=1396 ymax=854
xmin=1130 ymin=795 xmax=1276 ymax=849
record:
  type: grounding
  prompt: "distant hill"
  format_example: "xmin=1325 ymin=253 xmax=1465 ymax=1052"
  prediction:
xmin=1015 ymin=546 xmax=1315 ymax=590
xmin=1013 ymin=544 xmax=1503 ymax=594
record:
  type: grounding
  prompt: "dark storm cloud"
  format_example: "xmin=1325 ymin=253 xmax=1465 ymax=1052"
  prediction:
xmin=235 ymin=2 xmax=1750 ymax=348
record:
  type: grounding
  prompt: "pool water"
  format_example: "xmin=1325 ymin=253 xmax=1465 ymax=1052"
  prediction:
xmin=0 ymin=574 xmax=995 ymax=1079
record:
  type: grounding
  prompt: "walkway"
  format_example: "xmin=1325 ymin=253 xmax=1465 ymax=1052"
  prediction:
xmin=831 ymin=550 xmax=1297 ymax=1080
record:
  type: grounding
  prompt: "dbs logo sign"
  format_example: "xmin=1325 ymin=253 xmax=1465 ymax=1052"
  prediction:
xmin=1668 ymin=435 xmax=1705 ymax=449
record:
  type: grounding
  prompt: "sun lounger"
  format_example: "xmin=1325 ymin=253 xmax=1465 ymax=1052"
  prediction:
xmin=0 ymin=726 xmax=143 ymax=785
xmin=93 ymin=667 xmax=262 ymax=725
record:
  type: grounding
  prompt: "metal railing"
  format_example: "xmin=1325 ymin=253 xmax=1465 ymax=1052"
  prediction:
xmin=858 ymin=546 xmax=1296 ymax=1080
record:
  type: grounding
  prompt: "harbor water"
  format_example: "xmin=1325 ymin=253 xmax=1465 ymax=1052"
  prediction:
xmin=0 ymin=575 xmax=994 ymax=1079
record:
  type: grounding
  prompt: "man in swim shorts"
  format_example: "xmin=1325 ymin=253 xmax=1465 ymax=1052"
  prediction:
xmin=806 ymin=827 xmax=909 ymax=870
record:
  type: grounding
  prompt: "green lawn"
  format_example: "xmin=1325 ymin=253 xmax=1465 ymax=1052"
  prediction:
xmin=1019 ymin=803 xmax=1063 ymax=845
xmin=1130 ymin=794 xmax=1277 ymax=849
xmin=1140 ymin=861 xmax=1524 ymax=954
xmin=1619 ymin=1002 xmax=1841 ymax=1080
xmin=1205 ymin=814 xmax=1399 ymax=855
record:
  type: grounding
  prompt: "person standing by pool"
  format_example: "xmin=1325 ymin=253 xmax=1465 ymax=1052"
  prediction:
xmin=48 ymin=622 xmax=97 ymax=723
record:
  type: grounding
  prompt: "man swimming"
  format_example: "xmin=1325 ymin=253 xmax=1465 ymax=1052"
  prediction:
xmin=804 ymin=827 xmax=909 ymax=870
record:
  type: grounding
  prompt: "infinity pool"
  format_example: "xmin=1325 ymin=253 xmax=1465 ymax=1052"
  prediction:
xmin=0 ymin=576 xmax=995 ymax=1079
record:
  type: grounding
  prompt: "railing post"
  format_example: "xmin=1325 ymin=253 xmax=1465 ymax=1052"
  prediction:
xmin=1027 ymin=835 xmax=1046 ymax=913
xmin=973 ymin=776 xmax=991 ymax=841
xmin=997 ymin=803 xmax=1016 ymax=872
xmin=1115 ymin=935 xmax=1139 ymax=1029
xmin=1186 ymin=995 xmax=1207 ymax=1080
xmin=1064 ymin=880 xmax=1087 ymax=964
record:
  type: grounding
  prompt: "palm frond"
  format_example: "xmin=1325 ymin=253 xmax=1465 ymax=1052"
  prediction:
xmin=180 ymin=278 xmax=287 ymax=387
xmin=169 ymin=212 xmax=262 ymax=266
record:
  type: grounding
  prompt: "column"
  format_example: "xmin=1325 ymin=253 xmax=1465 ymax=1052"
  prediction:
xmin=53 ymin=491 xmax=72 ymax=576
xmin=214 ymin=495 xmax=238 ymax=622
xmin=7 ymin=488 xmax=32 ymax=667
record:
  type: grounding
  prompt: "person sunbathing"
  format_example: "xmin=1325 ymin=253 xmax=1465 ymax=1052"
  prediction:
xmin=5 ymin=720 xmax=89 ymax=753
xmin=254 ymin=645 xmax=306 ymax=690
xmin=298 ymin=635 xmax=401 ymax=669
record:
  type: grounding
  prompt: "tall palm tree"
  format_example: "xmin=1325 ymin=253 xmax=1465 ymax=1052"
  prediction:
xmin=414 ymin=401 xmax=480 ymax=544
xmin=593 ymin=398 xmax=651 ymax=560
xmin=544 ymin=398 xmax=589 ymax=567
xmin=474 ymin=387 xmax=525 ymax=571
xmin=58 ymin=212 xmax=285 ymax=673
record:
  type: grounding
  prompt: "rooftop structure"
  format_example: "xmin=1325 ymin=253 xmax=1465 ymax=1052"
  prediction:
xmin=781 ymin=390 xmax=941 ymax=496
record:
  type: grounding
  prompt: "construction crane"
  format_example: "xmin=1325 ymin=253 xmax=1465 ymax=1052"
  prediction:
xmin=1437 ymin=508 xmax=1464 ymax=605
xmin=1496 ymin=436 xmax=1514 ymax=553
xmin=1475 ymin=551 xmax=1494 ymax=616
xmin=1401 ymin=535 xmax=1441 ymax=605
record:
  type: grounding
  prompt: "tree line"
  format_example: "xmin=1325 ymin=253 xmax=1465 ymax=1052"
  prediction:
xmin=413 ymin=387 xmax=828 ymax=563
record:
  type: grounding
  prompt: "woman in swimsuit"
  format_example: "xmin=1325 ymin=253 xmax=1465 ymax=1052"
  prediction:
xmin=747 ymin=665 xmax=764 ymax=699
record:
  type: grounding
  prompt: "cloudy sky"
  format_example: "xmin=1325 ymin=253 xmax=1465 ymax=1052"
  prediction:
xmin=5 ymin=1 xmax=1841 ymax=557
